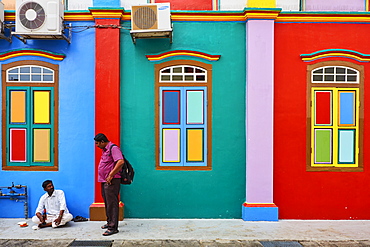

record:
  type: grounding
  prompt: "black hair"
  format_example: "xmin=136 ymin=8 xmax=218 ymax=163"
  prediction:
xmin=42 ymin=180 xmax=53 ymax=189
xmin=94 ymin=133 xmax=109 ymax=142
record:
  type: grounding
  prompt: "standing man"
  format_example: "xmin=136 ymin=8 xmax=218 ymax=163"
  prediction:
xmin=32 ymin=180 xmax=73 ymax=229
xmin=94 ymin=133 xmax=124 ymax=236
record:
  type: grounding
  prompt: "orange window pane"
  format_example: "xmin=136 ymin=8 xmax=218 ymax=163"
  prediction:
xmin=187 ymin=129 xmax=203 ymax=162
xmin=33 ymin=129 xmax=50 ymax=162
xmin=10 ymin=91 xmax=26 ymax=124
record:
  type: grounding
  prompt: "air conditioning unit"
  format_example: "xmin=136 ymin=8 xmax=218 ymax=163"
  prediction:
xmin=131 ymin=3 xmax=171 ymax=32
xmin=130 ymin=3 xmax=172 ymax=43
xmin=14 ymin=0 xmax=64 ymax=35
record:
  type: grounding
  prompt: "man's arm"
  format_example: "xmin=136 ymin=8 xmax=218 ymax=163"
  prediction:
xmin=35 ymin=195 xmax=46 ymax=223
xmin=35 ymin=212 xmax=45 ymax=224
xmin=54 ymin=210 xmax=65 ymax=225
xmin=53 ymin=190 xmax=67 ymax=225
xmin=106 ymin=159 xmax=124 ymax=184
xmin=36 ymin=206 xmax=50 ymax=227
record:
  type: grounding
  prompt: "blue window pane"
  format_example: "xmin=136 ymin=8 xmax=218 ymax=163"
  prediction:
xmin=20 ymin=75 xmax=30 ymax=81
xmin=163 ymin=91 xmax=180 ymax=124
xmin=43 ymin=75 xmax=53 ymax=81
xmin=338 ymin=129 xmax=355 ymax=164
xmin=8 ymin=74 xmax=19 ymax=81
xmin=9 ymin=68 xmax=18 ymax=73
xmin=32 ymin=75 xmax=42 ymax=81
xmin=31 ymin=67 xmax=42 ymax=73
xmin=20 ymin=67 xmax=30 ymax=73
xmin=339 ymin=91 xmax=355 ymax=125
xmin=43 ymin=68 xmax=53 ymax=74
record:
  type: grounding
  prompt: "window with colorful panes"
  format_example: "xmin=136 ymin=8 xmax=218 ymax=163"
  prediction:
xmin=2 ymin=61 xmax=58 ymax=171
xmin=307 ymin=61 xmax=363 ymax=171
xmin=155 ymin=60 xmax=212 ymax=170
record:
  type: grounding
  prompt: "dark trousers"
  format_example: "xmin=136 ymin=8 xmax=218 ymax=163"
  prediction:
xmin=101 ymin=178 xmax=120 ymax=231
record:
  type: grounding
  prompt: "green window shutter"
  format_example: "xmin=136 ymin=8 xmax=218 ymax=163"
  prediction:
xmin=6 ymin=86 xmax=54 ymax=167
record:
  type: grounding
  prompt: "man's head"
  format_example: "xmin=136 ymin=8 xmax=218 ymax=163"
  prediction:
xmin=94 ymin=133 xmax=109 ymax=149
xmin=42 ymin=180 xmax=54 ymax=195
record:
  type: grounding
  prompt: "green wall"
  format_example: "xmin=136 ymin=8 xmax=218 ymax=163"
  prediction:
xmin=120 ymin=21 xmax=246 ymax=218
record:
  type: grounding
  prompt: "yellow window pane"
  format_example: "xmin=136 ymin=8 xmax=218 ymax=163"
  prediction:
xmin=10 ymin=91 xmax=26 ymax=123
xmin=187 ymin=129 xmax=203 ymax=162
xmin=33 ymin=129 xmax=50 ymax=162
xmin=34 ymin=91 xmax=50 ymax=124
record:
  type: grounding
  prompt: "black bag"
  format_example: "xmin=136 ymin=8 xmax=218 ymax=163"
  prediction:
xmin=110 ymin=144 xmax=135 ymax=185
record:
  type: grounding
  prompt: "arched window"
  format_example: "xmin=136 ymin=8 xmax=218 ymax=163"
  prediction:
xmin=311 ymin=66 xmax=359 ymax=83
xmin=7 ymin=65 xmax=55 ymax=82
xmin=2 ymin=61 xmax=59 ymax=171
xmin=159 ymin=65 xmax=207 ymax=82
xmin=307 ymin=62 xmax=363 ymax=172
xmin=155 ymin=60 xmax=212 ymax=170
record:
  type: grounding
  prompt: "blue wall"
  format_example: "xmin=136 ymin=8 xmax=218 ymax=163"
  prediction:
xmin=93 ymin=0 xmax=121 ymax=7
xmin=0 ymin=21 xmax=96 ymax=218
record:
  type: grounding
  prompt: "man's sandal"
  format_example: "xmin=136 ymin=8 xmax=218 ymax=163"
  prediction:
xmin=102 ymin=229 xmax=119 ymax=236
xmin=73 ymin=216 xmax=88 ymax=222
xmin=101 ymin=224 xmax=109 ymax=229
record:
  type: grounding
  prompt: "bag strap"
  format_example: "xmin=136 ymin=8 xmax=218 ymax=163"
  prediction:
xmin=109 ymin=144 xmax=117 ymax=155
xmin=109 ymin=144 xmax=125 ymax=163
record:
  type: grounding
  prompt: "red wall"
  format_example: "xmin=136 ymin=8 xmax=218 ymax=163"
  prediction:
xmin=94 ymin=18 xmax=121 ymax=202
xmin=274 ymin=23 xmax=370 ymax=219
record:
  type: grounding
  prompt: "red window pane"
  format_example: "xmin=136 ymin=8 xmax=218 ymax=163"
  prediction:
xmin=315 ymin=91 xmax=332 ymax=125
xmin=10 ymin=128 xmax=27 ymax=162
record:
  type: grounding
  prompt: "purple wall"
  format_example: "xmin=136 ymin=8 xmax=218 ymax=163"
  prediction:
xmin=246 ymin=20 xmax=274 ymax=203
xmin=305 ymin=0 xmax=365 ymax=11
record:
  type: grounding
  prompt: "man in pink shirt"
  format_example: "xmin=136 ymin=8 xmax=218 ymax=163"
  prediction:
xmin=94 ymin=133 xmax=124 ymax=236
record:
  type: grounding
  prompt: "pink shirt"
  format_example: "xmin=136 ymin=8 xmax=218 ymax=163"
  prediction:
xmin=98 ymin=142 xmax=124 ymax=183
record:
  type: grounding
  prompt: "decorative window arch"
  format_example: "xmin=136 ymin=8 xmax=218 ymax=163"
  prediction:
xmin=307 ymin=61 xmax=363 ymax=172
xmin=311 ymin=66 xmax=359 ymax=83
xmin=159 ymin=65 xmax=207 ymax=82
xmin=155 ymin=60 xmax=212 ymax=170
xmin=2 ymin=61 xmax=59 ymax=171
xmin=7 ymin=65 xmax=55 ymax=82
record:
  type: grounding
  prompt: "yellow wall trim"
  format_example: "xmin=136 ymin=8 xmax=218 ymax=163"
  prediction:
xmin=247 ymin=0 xmax=276 ymax=8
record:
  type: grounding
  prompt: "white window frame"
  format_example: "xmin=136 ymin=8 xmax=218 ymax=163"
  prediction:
xmin=311 ymin=66 xmax=359 ymax=84
xmin=7 ymin=65 xmax=55 ymax=83
xmin=159 ymin=65 xmax=207 ymax=83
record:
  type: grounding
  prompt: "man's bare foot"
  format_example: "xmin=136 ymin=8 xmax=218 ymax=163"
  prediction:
xmin=38 ymin=222 xmax=52 ymax=228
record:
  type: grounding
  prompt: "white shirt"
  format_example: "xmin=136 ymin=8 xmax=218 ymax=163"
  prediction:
xmin=35 ymin=190 xmax=69 ymax=215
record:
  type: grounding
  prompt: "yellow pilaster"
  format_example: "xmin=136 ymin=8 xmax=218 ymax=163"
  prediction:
xmin=247 ymin=0 xmax=276 ymax=8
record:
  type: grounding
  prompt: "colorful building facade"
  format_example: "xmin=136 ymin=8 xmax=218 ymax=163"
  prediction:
xmin=1 ymin=0 xmax=370 ymax=221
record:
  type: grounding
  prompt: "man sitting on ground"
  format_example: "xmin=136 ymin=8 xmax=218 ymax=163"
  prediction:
xmin=32 ymin=180 xmax=73 ymax=229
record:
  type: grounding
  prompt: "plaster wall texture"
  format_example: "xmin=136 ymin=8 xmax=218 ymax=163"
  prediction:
xmin=246 ymin=20 xmax=274 ymax=203
xmin=305 ymin=0 xmax=365 ymax=11
xmin=1 ymin=0 xmax=368 ymax=11
xmin=120 ymin=21 xmax=246 ymax=218
xmin=68 ymin=0 xmax=92 ymax=10
xmin=0 ymin=21 xmax=96 ymax=219
xmin=276 ymin=0 xmax=299 ymax=11
xmin=274 ymin=22 xmax=370 ymax=219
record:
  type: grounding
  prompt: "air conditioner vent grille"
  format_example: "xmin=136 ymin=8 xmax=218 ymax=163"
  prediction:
xmin=19 ymin=2 xmax=45 ymax=30
xmin=133 ymin=6 xmax=157 ymax=30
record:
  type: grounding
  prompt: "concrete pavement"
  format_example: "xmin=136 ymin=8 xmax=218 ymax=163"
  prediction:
xmin=1 ymin=218 xmax=370 ymax=246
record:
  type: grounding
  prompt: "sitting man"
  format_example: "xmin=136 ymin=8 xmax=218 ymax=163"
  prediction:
xmin=32 ymin=180 xmax=73 ymax=229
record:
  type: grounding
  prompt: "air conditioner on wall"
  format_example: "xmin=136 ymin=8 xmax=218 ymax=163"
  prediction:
xmin=14 ymin=0 xmax=64 ymax=35
xmin=130 ymin=3 xmax=172 ymax=44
